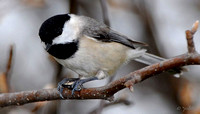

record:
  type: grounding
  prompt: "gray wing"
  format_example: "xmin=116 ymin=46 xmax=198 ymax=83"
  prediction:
xmin=82 ymin=16 xmax=147 ymax=49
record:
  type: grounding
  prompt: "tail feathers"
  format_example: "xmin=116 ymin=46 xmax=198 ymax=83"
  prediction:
xmin=134 ymin=52 xmax=187 ymax=75
xmin=134 ymin=53 xmax=165 ymax=65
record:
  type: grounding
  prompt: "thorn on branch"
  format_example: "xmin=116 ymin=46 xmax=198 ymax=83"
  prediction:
xmin=125 ymin=82 xmax=134 ymax=92
xmin=129 ymin=86 xmax=134 ymax=92
xmin=124 ymin=74 xmax=141 ymax=91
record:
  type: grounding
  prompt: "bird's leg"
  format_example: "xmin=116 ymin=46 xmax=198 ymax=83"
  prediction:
xmin=70 ymin=77 xmax=98 ymax=95
xmin=57 ymin=70 xmax=107 ymax=98
xmin=57 ymin=77 xmax=98 ymax=98
xmin=57 ymin=78 xmax=80 ymax=98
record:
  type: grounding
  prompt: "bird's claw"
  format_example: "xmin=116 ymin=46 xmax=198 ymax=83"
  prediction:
xmin=57 ymin=83 xmax=64 ymax=99
xmin=57 ymin=78 xmax=80 ymax=98
xmin=57 ymin=77 xmax=98 ymax=98
xmin=71 ymin=80 xmax=83 ymax=95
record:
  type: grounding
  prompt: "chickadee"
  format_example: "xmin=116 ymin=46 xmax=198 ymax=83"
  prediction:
xmin=39 ymin=14 xmax=169 ymax=98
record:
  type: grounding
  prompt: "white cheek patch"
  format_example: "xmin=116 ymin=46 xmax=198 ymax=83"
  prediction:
xmin=52 ymin=35 xmax=72 ymax=45
xmin=52 ymin=18 xmax=80 ymax=45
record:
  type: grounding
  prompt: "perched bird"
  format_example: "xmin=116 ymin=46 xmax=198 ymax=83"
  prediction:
xmin=39 ymin=14 xmax=170 ymax=98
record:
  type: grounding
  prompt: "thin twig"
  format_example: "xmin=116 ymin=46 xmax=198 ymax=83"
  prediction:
xmin=0 ymin=21 xmax=199 ymax=107
xmin=186 ymin=20 xmax=198 ymax=53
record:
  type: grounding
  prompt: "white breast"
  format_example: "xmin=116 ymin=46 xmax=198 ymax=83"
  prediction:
xmin=55 ymin=35 xmax=130 ymax=78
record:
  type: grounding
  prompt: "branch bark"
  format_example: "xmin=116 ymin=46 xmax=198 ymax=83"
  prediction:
xmin=0 ymin=21 xmax=199 ymax=108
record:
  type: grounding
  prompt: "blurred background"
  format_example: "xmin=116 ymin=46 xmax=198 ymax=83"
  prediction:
xmin=0 ymin=0 xmax=200 ymax=114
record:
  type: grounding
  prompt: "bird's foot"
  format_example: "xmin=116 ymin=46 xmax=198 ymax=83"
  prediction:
xmin=57 ymin=77 xmax=98 ymax=98
xmin=57 ymin=78 xmax=80 ymax=98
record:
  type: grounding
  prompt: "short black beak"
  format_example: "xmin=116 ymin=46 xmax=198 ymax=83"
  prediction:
xmin=45 ymin=43 xmax=52 ymax=51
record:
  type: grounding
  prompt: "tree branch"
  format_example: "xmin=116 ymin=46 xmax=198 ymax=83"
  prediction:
xmin=0 ymin=21 xmax=200 ymax=108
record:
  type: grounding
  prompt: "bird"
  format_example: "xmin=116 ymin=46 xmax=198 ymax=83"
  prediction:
xmin=38 ymin=14 xmax=177 ymax=98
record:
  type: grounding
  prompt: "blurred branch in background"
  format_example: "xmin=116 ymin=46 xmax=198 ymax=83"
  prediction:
xmin=5 ymin=45 xmax=14 ymax=90
xmin=0 ymin=45 xmax=14 ymax=93
xmin=0 ymin=21 xmax=200 ymax=107
xmin=90 ymin=94 xmax=132 ymax=114
xmin=170 ymin=76 xmax=200 ymax=114
xmin=132 ymin=0 xmax=159 ymax=54
xmin=100 ymin=0 xmax=110 ymax=26
xmin=70 ymin=0 xmax=77 ymax=14
xmin=21 ymin=0 xmax=45 ymax=7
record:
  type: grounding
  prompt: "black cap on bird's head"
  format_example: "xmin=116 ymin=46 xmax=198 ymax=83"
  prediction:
xmin=39 ymin=14 xmax=71 ymax=44
xmin=38 ymin=14 xmax=79 ymax=60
